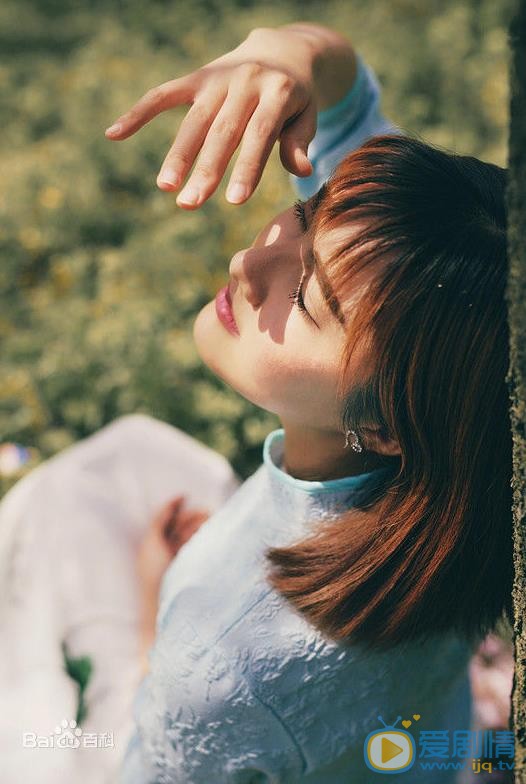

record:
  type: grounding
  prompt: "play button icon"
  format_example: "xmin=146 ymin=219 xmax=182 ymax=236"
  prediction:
xmin=382 ymin=736 xmax=404 ymax=763
xmin=364 ymin=730 xmax=415 ymax=773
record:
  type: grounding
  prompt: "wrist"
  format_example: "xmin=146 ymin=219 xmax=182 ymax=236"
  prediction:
xmin=279 ymin=23 xmax=358 ymax=112
xmin=138 ymin=574 xmax=160 ymax=626
xmin=138 ymin=588 xmax=159 ymax=671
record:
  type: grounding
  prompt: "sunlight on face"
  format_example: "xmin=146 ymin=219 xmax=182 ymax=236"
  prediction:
xmin=192 ymin=199 xmax=377 ymax=432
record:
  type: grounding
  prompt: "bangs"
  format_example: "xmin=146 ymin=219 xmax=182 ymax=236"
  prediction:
xmin=310 ymin=144 xmax=409 ymax=401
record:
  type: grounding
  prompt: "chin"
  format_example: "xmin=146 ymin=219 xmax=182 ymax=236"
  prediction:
xmin=192 ymin=302 xmax=276 ymax=414
xmin=192 ymin=300 xmax=238 ymax=380
xmin=192 ymin=301 xmax=220 ymax=367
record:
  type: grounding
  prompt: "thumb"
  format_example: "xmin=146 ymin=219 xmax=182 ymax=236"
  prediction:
xmin=279 ymin=103 xmax=316 ymax=177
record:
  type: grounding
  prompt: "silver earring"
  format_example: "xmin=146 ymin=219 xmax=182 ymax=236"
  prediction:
xmin=344 ymin=429 xmax=363 ymax=452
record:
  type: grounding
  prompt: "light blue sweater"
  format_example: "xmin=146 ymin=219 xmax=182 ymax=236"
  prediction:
xmin=120 ymin=58 xmax=472 ymax=784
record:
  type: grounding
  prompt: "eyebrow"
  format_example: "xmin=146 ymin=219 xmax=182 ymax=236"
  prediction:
xmin=305 ymin=189 xmax=346 ymax=327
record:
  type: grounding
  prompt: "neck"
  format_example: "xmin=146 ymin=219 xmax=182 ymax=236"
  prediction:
xmin=278 ymin=420 xmax=393 ymax=481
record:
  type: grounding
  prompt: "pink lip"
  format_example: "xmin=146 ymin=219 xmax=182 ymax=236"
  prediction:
xmin=215 ymin=285 xmax=240 ymax=336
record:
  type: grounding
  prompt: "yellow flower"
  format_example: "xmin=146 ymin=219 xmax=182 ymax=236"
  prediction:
xmin=39 ymin=185 xmax=64 ymax=210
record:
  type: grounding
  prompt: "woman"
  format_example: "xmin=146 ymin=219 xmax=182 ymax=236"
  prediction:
xmin=103 ymin=22 xmax=514 ymax=783
xmin=0 ymin=21 xmax=510 ymax=784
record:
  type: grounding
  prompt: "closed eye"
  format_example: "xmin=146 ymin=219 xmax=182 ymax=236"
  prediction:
xmin=288 ymin=274 xmax=310 ymax=321
xmin=289 ymin=199 xmax=315 ymax=324
xmin=293 ymin=199 xmax=308 ymax=233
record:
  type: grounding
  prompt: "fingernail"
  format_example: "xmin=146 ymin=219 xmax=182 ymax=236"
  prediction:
xmin=177 ymin=185 xmax=200 ymax=205
xmin=157 ymin=169 xmax=181 ymax=189
xmin=105 ymin=123 xmax=122 ymax=136
xmin=226 ymin=182 xmax=247 ymax=204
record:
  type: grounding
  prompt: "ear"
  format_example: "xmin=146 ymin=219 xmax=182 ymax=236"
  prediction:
xmin=362 ymin=426 xmax=401 ymax=457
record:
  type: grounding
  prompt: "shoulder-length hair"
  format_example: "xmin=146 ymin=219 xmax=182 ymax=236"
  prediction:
xmin=266 ymin=134 xmax=513 ymax=652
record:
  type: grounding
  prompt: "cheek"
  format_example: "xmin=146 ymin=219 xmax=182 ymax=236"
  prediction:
xmin=193 ymin=301 xmax=344 ymax=427
xmin=251 ymin=342 xmax=341 ymax=424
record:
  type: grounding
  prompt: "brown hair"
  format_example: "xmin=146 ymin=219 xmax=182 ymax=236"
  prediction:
xmin=266 ymin=134 xmax=513 ymax=652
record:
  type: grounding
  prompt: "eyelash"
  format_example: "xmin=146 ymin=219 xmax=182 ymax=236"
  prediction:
xmin=293 ymin=199 xmax=308 ymax=232
xmin=289 ymin=199 xmax=310 ymax=321
xmin=288 ymin=276 xmax=310 ymax=320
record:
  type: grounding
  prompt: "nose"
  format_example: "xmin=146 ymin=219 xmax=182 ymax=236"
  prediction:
xmin=228 ymin=246 xmax=280 ymax=310
xmin=228 ymin=206 xmax=303 ymax=316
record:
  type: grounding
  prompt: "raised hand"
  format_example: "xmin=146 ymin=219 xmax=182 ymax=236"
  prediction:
xmin=104 ymin=24 xmax=357 ymax=209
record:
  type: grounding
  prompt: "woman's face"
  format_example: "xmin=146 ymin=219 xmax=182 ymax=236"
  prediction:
xmin=192 ymin=194 xmax=375 ymax=433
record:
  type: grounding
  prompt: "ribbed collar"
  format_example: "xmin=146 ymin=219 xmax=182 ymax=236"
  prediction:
xmin=262 ymin=428 xmax=391 ymax=526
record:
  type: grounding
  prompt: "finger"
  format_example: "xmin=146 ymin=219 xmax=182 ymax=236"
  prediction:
xmin=178 ymin=508 xmax=210 ymax=528
xmin=167 ymin=494 xmax=186 ymax=506
xmin=156 ymin=495 xmax=184 ymax=526
xmin=175 ymin=92 xmax=259 ymax=208
xmin=169 ymin=514 xmax=206 ymax=549
xmin=157 ymin=90 xmax=225 ymax=190
xmin=186 ymin=514 xmax=209 ymax=537
xmin=279 ymin=102 xmax=316 ymax=177
xmin=157 ymin=496 xmax=185 ymax=535
xmin=224 ymin=99 xmax=289 ymax=204
xmin=167 ymin=524 xmax=182 ymax=548
xmin=192 ymin=508 xmax=210 ymax=521
xmin=164 ymin=495 xmax=186 ymax=516
xmin=105 ymin=75 xmax=197 ymax=140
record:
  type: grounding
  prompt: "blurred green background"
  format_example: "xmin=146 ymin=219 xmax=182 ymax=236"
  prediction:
xmin=0 ymin=0 xmax=513 ymax=486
